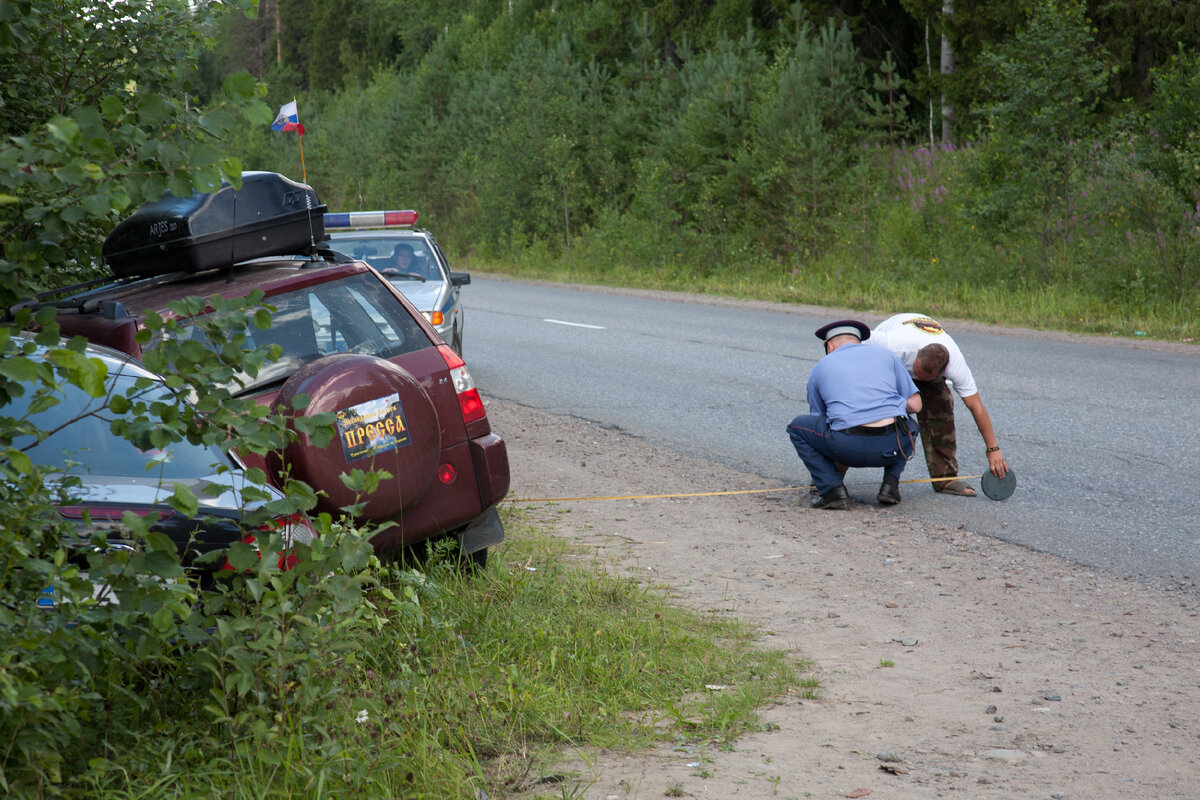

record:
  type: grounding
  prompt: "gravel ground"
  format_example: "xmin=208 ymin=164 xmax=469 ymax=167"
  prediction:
xmin=487 ymin=397 xmax=1200 ymax=800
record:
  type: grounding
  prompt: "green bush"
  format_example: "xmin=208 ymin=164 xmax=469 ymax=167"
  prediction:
xmin=0 ymin=298 xmax=387 ymax=795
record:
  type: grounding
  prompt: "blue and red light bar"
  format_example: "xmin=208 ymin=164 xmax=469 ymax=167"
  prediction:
xmin=323 ymin=210 xmax=419 ymax=229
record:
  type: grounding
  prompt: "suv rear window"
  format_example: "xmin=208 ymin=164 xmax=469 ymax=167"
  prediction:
xmin=164 ymin=272 xmax=433 ymax=392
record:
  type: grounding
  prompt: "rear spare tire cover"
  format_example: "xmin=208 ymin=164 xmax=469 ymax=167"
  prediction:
xmin=271 ymin=353 xmax=440 ymax=520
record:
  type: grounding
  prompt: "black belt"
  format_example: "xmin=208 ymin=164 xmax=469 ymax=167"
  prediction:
xmin=844 ymin=421 xmax=897 ymax=436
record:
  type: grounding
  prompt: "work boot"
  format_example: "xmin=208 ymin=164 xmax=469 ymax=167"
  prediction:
xmin=811 ymin=484 xmax=851 ymax=510
xmin=877 ymin=474 xmax=901 ymax=505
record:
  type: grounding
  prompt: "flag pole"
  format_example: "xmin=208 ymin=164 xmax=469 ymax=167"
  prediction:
xmin=294 ymin=96 xmax=308 ymax=186
xmin=298 ymin=134 xmax=307 ymax=185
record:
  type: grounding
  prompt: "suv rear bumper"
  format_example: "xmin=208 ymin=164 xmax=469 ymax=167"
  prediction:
xmin=469 ymin=433 xmax=510 ymax=509
xmin=364 ymin=432 xmax=509 ymax=556
xmin=456 ymin=506 xmax=505 ymax=556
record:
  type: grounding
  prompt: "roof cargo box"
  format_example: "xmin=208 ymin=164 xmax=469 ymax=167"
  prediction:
xmin=102 ymin=172 xmax=327 ymax=278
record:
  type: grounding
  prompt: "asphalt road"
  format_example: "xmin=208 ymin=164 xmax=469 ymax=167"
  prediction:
xmin=465 ymin=277 xmax=1200 ymax=587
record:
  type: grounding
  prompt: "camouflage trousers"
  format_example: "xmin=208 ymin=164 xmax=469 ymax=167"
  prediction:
xmin=914 ymin=378 xmax=958 ymax=478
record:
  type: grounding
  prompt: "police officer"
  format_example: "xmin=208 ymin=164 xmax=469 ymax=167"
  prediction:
xmin=787 ymin=320 xmax=922 ymax=510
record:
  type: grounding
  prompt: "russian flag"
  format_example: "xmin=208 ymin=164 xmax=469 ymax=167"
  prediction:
xmin=271 ymin=101 xmax=300 ymax=132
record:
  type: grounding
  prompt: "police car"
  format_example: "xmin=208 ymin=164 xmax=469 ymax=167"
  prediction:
xmin=325 ymin=211 xmax=470 ymax=355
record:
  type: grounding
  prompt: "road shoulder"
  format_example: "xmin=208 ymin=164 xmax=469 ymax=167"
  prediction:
xmin=490 ymin=397 xmax=1200 ymax=799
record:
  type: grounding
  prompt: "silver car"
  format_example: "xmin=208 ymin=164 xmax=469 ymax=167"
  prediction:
xmin=326 ymin=214 xmax=470 ymax=354
xmin=5 ymin=339 xmax=316 ymax=600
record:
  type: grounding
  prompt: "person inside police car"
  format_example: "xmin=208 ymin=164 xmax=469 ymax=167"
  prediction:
xmin=387 ymin=242 xmax=417 ymax=274
xmin=787 ymin=320 xmax=922 ymax=510
xmin=867 ymin=313 xmax=1009 ymax=496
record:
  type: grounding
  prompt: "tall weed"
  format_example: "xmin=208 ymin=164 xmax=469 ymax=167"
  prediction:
xmin=478 ymin=134 xmax=1198 ymax=341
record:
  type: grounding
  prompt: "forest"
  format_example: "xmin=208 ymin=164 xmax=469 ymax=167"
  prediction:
xmin=193 ymin=0 xmax=1200 ymax=338
xmin=4 ymin=0 xmax=1199 ymax=336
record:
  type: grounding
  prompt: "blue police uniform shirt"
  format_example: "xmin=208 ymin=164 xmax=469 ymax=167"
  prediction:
xmin=807 ymin=342 xmax=918 ymax=430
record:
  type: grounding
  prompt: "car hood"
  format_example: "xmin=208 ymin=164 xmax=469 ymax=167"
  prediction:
xmin=390 ymin=280 xmax=443 ymax=311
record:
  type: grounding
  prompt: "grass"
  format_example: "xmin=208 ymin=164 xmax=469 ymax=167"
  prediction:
xmin=471 ymin=240 xmax=1200 ymax=344
xmin=54 ymin=508 xmax=806 ymax=799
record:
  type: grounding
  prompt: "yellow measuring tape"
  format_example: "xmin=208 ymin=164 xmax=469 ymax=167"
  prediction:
xmin=504 ymin=475 xmax=984 ymax=504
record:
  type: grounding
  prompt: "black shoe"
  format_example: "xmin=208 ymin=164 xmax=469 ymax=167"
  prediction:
xmin=877 ymin=475 xmax=901 ymax=505
xmin=811 ymin=484 xmax=851 ymax=510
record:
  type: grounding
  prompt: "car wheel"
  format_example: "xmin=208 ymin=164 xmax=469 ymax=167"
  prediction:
xmin=269 ymin=353 xmax=441 ymax=521
xmin=462 ymin=547 xmax=487 ymax=570
xmin=452 ymin=325 xmax=463 ymax=356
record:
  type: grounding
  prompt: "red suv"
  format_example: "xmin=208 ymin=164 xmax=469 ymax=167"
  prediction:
xmin=42 ymin=172 xmax=509 ymax=564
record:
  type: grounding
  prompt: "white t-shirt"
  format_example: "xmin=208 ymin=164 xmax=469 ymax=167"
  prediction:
xmin=869 ymin=313 xmax=978 ymax=398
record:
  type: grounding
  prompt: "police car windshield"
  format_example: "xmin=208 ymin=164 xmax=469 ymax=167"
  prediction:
xmin=330 ymin=237 xmax=443 ymax=281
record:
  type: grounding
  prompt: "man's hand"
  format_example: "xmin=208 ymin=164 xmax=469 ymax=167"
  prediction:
xmin=987 ymin=447 xmax=1009 ymax=478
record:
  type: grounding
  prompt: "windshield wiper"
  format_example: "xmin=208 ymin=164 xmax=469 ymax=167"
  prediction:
xmin=230 ymin=374 xmax=291 ymax=399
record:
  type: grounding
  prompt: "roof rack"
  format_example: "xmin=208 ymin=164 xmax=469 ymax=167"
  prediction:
xmin=9 ymin=246 xmax=353 ymax=320
xmin=7 ymin=270 xmax=189 ymax=318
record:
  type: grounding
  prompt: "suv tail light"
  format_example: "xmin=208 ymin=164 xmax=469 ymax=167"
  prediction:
xmin=437 ymin=344 xmax=486 ymax=424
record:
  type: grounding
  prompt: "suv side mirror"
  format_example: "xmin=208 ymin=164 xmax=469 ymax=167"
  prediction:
xmin=450 ymin=272 xmax=471 ymax=287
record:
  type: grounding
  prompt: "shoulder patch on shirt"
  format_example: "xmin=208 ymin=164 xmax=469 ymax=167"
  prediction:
xmin=903 ymin=317 xmax=945 ymax=335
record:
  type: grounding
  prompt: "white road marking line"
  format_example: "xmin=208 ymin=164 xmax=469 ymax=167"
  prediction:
xmin=542 ymin=318 xmax=606 ymax=330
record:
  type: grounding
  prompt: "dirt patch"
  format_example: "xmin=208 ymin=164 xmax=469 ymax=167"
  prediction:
xmin=488 ymin=397 xmax=1200 ymax=800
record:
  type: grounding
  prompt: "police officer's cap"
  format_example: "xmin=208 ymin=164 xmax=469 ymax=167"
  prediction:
xmin=814 ymin=319 xmax=871 ymax=342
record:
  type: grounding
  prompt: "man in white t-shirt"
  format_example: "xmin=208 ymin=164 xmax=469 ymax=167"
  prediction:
xmin=869 ymin=313 xmax=1009 ymax=495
